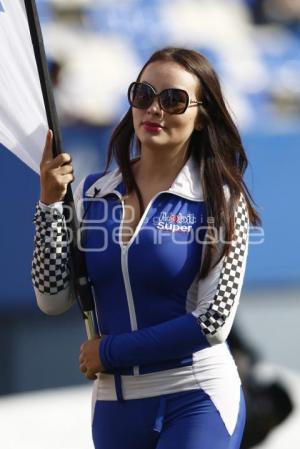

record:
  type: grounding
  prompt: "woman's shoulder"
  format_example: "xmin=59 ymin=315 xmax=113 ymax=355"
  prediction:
xmin=73 ymin=168 xmax=121 ymax=220
xmin=75 ymin=167 xmax=122 ymax=200
xmin=222 ymin=184 xmax=247 ymax=207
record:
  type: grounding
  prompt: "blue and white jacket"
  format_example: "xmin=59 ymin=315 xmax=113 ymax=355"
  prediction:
xmin=32 ymin=156 xmax=249 ymax=435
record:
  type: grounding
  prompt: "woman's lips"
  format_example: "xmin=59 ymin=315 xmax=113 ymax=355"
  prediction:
xmin=143 ymin=122 xmax=164 ymax=133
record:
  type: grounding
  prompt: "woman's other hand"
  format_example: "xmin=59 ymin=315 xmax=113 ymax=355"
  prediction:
xmin=40 ymin=130 xmax=74 ymax=204
xmin=79 ymin=336 xmax=107 ymax=381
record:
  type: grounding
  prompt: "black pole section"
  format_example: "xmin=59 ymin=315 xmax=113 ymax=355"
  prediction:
xmin=24 ymin=0 xmax=62 ymax=161
xmin=24 ymin=0 xmax=96 ymax=337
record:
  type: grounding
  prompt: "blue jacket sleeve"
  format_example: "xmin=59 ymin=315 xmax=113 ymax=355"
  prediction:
xmin=100 ymin=313 xmax=209 ymax=370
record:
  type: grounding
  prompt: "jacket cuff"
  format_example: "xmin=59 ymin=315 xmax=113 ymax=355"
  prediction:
xmin=99 ymin=335 xmax=113 ymax=371
xmin=39 ymin=200 xmax=64 ymax=215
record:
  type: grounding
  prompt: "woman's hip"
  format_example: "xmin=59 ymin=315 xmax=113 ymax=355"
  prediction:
xmin=92 ymin=387 xmax=246 ymax=449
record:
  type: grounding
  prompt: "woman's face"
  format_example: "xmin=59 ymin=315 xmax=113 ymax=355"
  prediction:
xmin=132 ymin=60 xmax=201 ymax=157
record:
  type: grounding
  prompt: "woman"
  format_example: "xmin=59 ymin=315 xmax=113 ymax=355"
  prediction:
xmin=32 ymin=47 xmax=260 ymax=449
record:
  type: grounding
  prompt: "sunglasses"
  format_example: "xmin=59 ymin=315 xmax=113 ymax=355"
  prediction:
xmin=128 ymin=82 xmax=203 ymax=115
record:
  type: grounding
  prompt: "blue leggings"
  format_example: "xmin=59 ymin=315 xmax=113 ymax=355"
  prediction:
xmin=92 ymin=388 xmax=246 ymax=449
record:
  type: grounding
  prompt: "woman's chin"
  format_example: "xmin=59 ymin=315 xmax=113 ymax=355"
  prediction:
xmin=139 ymin=135 xmax=169 ymax=151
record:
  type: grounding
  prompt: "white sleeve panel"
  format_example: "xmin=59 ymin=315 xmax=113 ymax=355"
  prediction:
xmin=34 ymin=285 xmax=75 ymax=316
xmin=191 ymin=194 xmax=249 ymax=345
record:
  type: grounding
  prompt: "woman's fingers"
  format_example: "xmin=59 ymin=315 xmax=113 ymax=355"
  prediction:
xmin=40 ymin=129 xmax=72 ymax=172
xmin=86 ymin=372 xmax=97 ymax=381
xmin=79 ymin=337 xmax=102 ymax=380
xmin=57 ymin=164 xmax=74 ymax=176
xmin=59 ymin=174 xmax=74 ymax=185
xmin=49 ymin=153 xmax=72 ymax=170
xmin=39 ymin=130 xmax=74 ymax=204
xmin=40 ymin=130 xmax=72 ymax=169
xmin=80 ymin=361 xmax=97 ymax=381
xmin=40 ymin=130 xmax=53 ymax=167
xmin=80 ymin=363 xmax=87 ymax=373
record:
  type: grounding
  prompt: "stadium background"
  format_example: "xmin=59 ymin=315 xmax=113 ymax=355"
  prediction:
xmin=0 ymin=0 xmax=299 ymax=448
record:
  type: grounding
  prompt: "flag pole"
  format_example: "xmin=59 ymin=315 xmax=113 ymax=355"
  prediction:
xmin=24 ymin=0 xmax=97 ymax=339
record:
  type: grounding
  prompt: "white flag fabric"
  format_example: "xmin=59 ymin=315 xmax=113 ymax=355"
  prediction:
xmin=0 ymin=0 xmax=47 ymax=173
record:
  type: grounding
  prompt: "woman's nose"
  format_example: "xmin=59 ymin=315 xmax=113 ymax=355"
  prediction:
xmin=147 ymin=96 xmax=162 ymax=115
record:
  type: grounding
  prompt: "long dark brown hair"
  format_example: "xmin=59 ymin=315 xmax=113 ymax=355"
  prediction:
xmin=105 ymin=47 xmax=260 ymax=277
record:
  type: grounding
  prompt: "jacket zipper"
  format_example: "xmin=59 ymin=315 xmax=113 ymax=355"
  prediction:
xmin=113 ymin=188 xmax=203 ymax=376
xmin=116 ymin=190 xmax=167 ymax=376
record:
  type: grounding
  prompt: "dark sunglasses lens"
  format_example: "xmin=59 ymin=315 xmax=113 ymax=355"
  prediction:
xmin=129 ymin=83 xmax=154 ymax=109
xmin=160 ymin=89 xmax=188 ymax=114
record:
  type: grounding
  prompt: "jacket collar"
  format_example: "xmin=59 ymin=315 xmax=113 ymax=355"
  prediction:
xmin=169 ymin=156 xmax=203 ymax=201
xmin=85 ymin=156 xmax=204 ymax=201
xmin=85 ymin=167 xmax=123 ymax=198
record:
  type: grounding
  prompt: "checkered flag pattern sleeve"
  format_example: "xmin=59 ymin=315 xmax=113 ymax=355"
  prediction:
xmin=32 ymin=203 xmax=70 ymax=294
xmin=197 ymin=195 xmax=249 ymax=335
